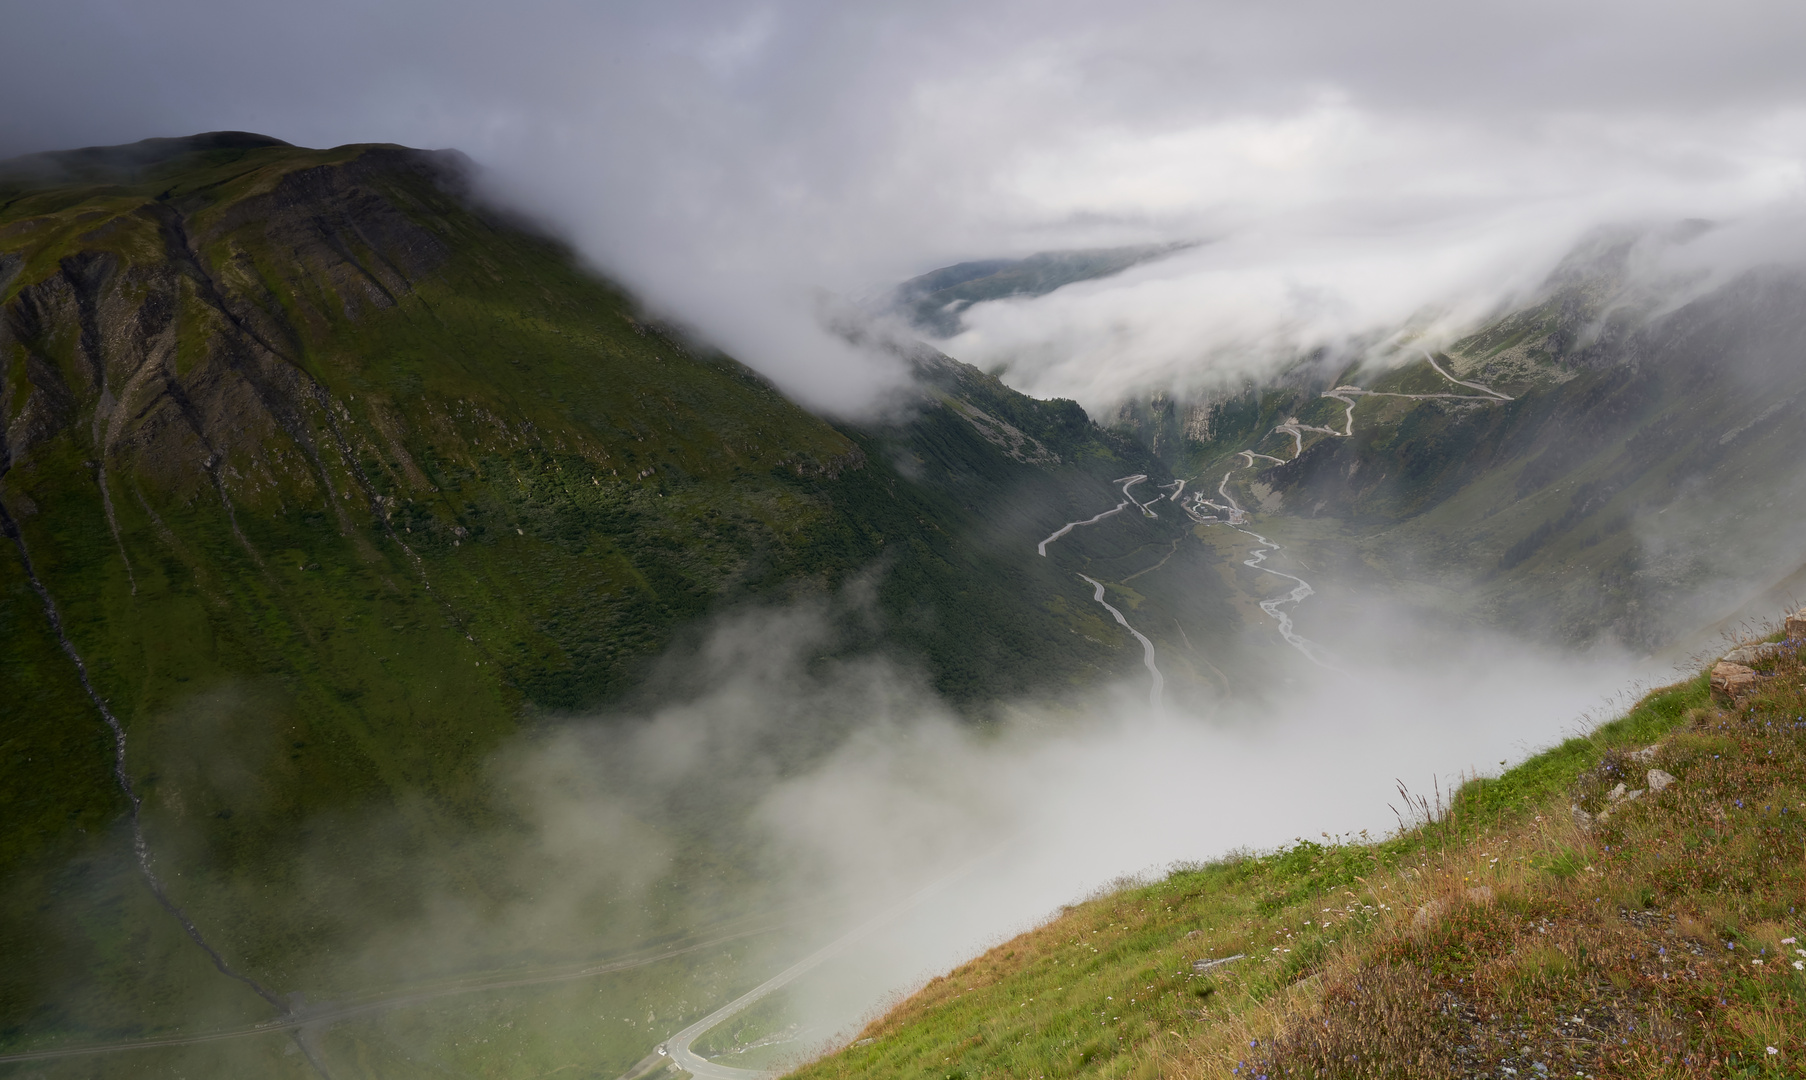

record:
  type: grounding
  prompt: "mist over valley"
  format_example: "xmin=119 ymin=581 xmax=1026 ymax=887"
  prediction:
xmin=4 ymin=5 xmax=1806 ymax=1077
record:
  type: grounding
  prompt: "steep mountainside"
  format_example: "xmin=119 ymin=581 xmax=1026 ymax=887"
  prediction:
xmin=0 ymin=133 xmax=1191 ymax=1061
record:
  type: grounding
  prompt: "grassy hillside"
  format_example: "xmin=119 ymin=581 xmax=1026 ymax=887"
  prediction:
xmin=792 ymin=627 xmax=1806 ymax=1078
xmin=0 ymin=132 xmax=1184 ymax=1060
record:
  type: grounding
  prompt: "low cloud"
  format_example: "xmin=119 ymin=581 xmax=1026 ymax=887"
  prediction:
xmin=391 ymin=588 xmax=1647 ymax=1049
xmin=7 ymin=3 xmax=1806 ymax=412
xmin=936 ymin=104 xmax=1806 ymax=412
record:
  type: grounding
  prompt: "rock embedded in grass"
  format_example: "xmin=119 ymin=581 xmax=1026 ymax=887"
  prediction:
xmin=1725 ymin=642 xmax=1783 ymax=665
xmin=1711 ymin=661 xmax=1759 ymax=697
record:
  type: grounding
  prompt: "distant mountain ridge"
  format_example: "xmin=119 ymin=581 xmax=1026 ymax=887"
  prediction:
xmin=887 ymin=242 xmax=1191 ymax=337
xmin=0 ymin=131 xmax=295 ymax=186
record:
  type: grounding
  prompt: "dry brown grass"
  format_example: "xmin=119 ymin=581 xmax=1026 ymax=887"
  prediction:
xmin=1212 ymin=644 xmax=1806 ymax=1079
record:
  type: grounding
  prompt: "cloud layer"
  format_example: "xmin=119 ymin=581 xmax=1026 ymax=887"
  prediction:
xmin=488 ymin=595 xmax=1647 ymax=1051
xmin=7 ymin=2 xmax=1806 ymax=411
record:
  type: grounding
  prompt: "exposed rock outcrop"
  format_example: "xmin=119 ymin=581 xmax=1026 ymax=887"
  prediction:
xmin=1711 ymin=661 xmax=1759 ymax=698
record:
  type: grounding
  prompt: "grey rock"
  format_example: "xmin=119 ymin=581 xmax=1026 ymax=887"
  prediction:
xmin=1725 ymin=643 xmax=1781 ymax=665
xmin=1648 ymin=768 xmax=1677 ymax=792
xmin=1413 ymin=899 xmax=1449 ymax=929
xmin=1712 ymin=661 xmax=1759 ymax=696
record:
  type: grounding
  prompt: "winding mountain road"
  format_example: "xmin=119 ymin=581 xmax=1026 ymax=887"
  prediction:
xmin=649 ymin=857 xmax=987 ymax=1080
xmin=1176 ymin=352 xmax=1511 ymax=665
xmin=1119 ymin=473 xmax=1161 ymax=517
xmin=1036 ymin=475 xmax=1162 ymax=554
xmin=1037 ymin=500 xmax=1131 ymax=556
xmin=1037 ymin=477 xmax=1171 ymax=706
xmin=0 ymin=923 xmax=784 ymax=1067
xmin=1426 ymin=352 xmax=1513 ymax=399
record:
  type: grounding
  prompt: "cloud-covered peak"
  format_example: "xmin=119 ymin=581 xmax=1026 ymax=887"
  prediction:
xmin=6 ymin=1 xmax=1806 ymax=412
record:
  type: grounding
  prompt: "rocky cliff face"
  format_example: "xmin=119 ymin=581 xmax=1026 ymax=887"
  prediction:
xmin=1 ymin=134 xmax=885 ymax=708
xmin=5 ymin=142 xmax=455 ymax=533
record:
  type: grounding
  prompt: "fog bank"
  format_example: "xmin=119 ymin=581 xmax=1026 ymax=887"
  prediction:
xmin=7 ymin=3 xmax=1806 ymax=412
xmin=448 ymin=597 xmax=1651 ymax=1054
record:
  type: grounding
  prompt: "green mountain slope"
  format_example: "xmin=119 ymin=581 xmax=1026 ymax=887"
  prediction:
xmin=0 ymin=133 xmax=1189 ymax=1063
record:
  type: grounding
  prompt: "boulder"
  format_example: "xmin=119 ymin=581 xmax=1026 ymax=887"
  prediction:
xmin=1787 ymin=609 xmax=1806 ymax=641
xmin=1712 ymin=661 xmax=1759 ymax=697
xmin=1626 ymin=744 xmax=1662 ymax=763
xmin=1648 ymin=768 xmax=1677 ymax=793
xmin=1725 ymin=643 xmax=1781 ymax=665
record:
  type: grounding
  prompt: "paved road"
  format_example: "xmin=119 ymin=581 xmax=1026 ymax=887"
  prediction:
xmin=1037 ymin=499 xmax=1131 ymax=556
xmin=1176 ymin=353 xmax=1512 ymax=662
xmin=1036 ymin=478 xmax=1170 ymax=707
xmin=0 ymin=924 xmax=781 ymax=1066
xmin=1425 ymin=351 xmax=1513 ymax=399
xmin=653 ymin=859 xmax=985 ymax=1080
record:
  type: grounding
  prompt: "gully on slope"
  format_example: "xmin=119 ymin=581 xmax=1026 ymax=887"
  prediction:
xmin=0 ymin=491 xmax=336 ymax=1078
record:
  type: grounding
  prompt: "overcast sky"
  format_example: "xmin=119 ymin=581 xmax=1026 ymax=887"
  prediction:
xmin=7 ymin=0 xmax=1806 ymax=411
